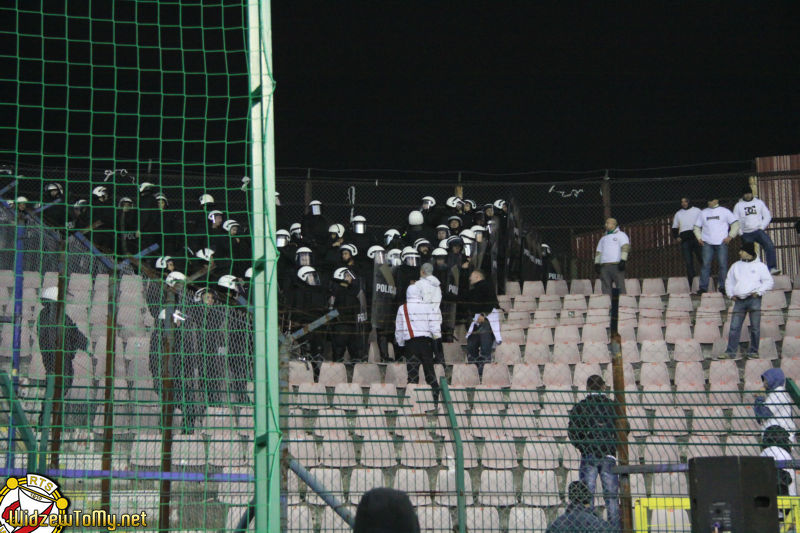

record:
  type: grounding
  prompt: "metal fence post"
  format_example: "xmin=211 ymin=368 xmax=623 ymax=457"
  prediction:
xmin=439 ymin=376 xmax=466 ymax=533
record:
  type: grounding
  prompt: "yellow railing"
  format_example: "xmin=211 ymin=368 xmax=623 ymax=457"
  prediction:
xmin=634 ymin=497 xmax=800 ymax=532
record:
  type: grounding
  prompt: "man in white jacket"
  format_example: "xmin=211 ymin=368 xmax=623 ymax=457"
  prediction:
xmin=733 ymin=185 xmax=780 ymax=274
xmin=416 ymin=262 xmax=444 ymax=363
xmin=396 ymin=283 xmax=442 ymax=408
xmin=723 ymin=241 xmax=773 ymax=359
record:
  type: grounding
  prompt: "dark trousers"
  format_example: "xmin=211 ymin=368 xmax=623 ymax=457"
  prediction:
xmin=680 ymin=237 xmax=702 ymax=285
xmin=405 ymin=336 xmax=439 ymax=408
xmin=330 ymin=324 xmax=363 ymax=365
xmin=467 ymin=321 xmax=495 ymax=377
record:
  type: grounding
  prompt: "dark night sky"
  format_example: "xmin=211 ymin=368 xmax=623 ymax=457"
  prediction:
xmin=272 ymin=2 xmax=800 ymax=172
xmin=2 ymin=2 xmax=800 ymax=177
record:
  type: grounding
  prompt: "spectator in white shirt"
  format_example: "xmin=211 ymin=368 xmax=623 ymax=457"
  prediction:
xmin=594 ymin=218 xmax=630 ymax=295
xmin=671 ymin=197 xmax=703 ymax=287
xmin=723 ymin=241 xmax=773 ymax=358
xmin=395 ymin=283 xmax=442 ymax=407
xmin=693 ymin=196 xmax=740 ymax=294
xmin=733 ymin=185 xmax=780 ymax=274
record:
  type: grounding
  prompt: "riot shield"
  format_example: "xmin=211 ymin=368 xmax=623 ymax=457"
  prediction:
xmin=471 ymin=235 xmax=488 ymax=272
xmin=488 ymin=229 xmax=499 ymax=295
xmin=441 ymin=263 xmax=459 ymax=342
xmin=371 ymin=260 xmax=397 ymax=332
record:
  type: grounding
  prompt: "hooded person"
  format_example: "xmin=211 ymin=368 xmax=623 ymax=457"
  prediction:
xmin=37 ymin=287 xmax=89 ymax=399
xmin=755 ymin=368 xmax=797 ymax=441
xmin=760 ymin=425 xmax=796 ymax=497
xmin=395 ymin=283 xmax=442 ymax=408
xmin=546 ymin=481 xmax=614 ymax=533
xmin=354 ymin=488 xmax=420 ymax=533
xmin=417 ymin=262 xmax=444 ymax=363
xmin=464 ymin=269 xmax=501 ymax=377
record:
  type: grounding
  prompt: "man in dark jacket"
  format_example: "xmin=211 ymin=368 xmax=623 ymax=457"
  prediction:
xmin=37 ymin=287 xmax=89 ymax=396
xmin=568 ymin=375 xmax=625 ymax=531
xmin=464 ymin=269 xmax=500 ymax=377
xmin=547 ymin=481 xmax=614 ymax=533
xmin=354 ymin=488 xmax=420 ymax=533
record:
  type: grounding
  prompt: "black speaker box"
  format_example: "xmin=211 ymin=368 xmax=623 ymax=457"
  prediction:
xmin=688 ymin=456 xmax=778 ymax=533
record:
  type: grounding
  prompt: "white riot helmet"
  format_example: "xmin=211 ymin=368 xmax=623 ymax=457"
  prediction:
xmin=541 ymin=243 xmax=552 ymax=256
xmin=165 ymin=271 xmax=186 ymax=287
xmin=297 ymin=266 xmax=320 ymax=286
xmin=464 ymin=199 xmax=477 ymax=210
xmin=448 ymin=215 xmax=463 ymax=227
xmin=289 ymin=223 xmax=302 ymax=237
xmin=139 ymin=182 xmax=155 ymax=193
xmin=367 ymin=245 xmax=386 ymax=264
xmin=218 ymin=274 xmax=239 ymax=291
xmin=387 ymin=248 xmax=403 ymax=267
xmin=154 ymin=193 xmax=168 ymax=205
xmin=41 ymin=287 xmax=59 ymax=301
xmin=408 ymin=210 xmax=424 ymax=226
xmin=493 ymin=199 xmax=506 ymax=210
xmin=431 ymin=247 xmax=448 ymax=259
xmin=459 ymin=229 xmax=476 ymax=242
xmin=46 ymin=183 xmax=63 ymax=196
xmin=435 ymin=224 xmax=450 ymax=240
xmin=199 ymin=193 xmax=215 ymax=206
xmin=295 ymin=246 xmax=313 ymax=266
xmin=92 ymin=186 xmax=108 ymax=199
xmin=118 ymin=197 xmax=133 ymax=207
xmin=160 ymin=308 xmax=186 ymax=324
xmin=193 ymin=287 xmax=207 ymax=303
xmin=275 ymin=191 xmax=281 ymax=206
xmin=384 ymin=229 xmax=401 ymax=246
xmin=439 ymin=239 xmax=449 ymax=249
xmin=275 ymin=229 xmax=291 ymax=248
xmin=223 ymin=219 xmax=240 ymax=232
xmin=73 ymin=199 xmax=88 ymax=209
xmin=401 ymin=246 xmax=420 ymax=267
xmin=446 ymin=196 xmax=462 ymax=209
xmin=328 ymin=223 xmax=345 ymax=239
xmin=471 ymin=225 xmax=486 ymax=242
xmin=351 ymin=215 xmax=367 ymax=234
xmin=333 ymin=267 xmax=355 ymax=282
xmin=195 ymin=248 xmax=215 ymax=261
xmin=340 ymin=243 xmax=358 ymax=259
xmin=414 ymin=238 xmax=431 ymax=252
xmin=155 ymin=256 xmax=173 ymax=269
xmin=208 ymin=210 xmax=224 ymax=222
xmin=245 ymin=267 xmax=253 ymax=279
xmin=421 ymin=196 xmax=436 ymax=210
xmin=308 ymin=200 xmax=322 ymax=215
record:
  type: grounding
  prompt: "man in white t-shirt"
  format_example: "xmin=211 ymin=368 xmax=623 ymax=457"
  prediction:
xmin=733 ymin=185 xmax=780 ymax=274
xmin=671 ymin=197 xmax=703 ymax=287
xmin=594 ymin=218 xmax=631 ymax=295
xmin=693 ymin=196 xmax=739 ymax=295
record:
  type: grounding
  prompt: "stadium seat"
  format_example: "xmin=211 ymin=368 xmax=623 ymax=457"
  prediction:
xmin=743 ymin=359 xmax=772 ymax=391
xmin=351 ymin=363 xmax=381 ymax=386
xmin=359 ymin=431 xmax=397 ymax=468
xmin=295 ymin=382 xmax=327 ymax=410
xmin=666 ymin=276 xmax=691 ymax=295
xmin=563 ymin=294 xmax=588 ymax=312
xmin=497 ymin=294 xmax=513 ymax=311
xmin=502 ymin=328 xmax=526 ymax=345
xmin=441 ymin=440 xmax=479 ymax=469
xmin=510 ymin=363 xmax=543 ymax=388
xmin=545 ymin=279 xmax=568 ymax=297
xmin=478 ymin=470 xmax=516 ymax=506
xmin=641 ymin=278 xmax=666 ymax=296
xmin=418 ymin=363 xmax=445 ymax=386
xmin=508 ymin=507 xmax=547 ymax=533
xmin=552 ymin=342 xmax=580 ymax=364
xmin=379 ymin=364 xmax=408 ymax=390
xmin=441 ymin=343 xmax=465 ymax=364
xmin=503 ymin=405 xmax=539 ymax=438
xmin=729 ymin=404 xmax=761 ymax=434
xmin=665 ymin=321 xmax=692 ymax=344
xmin=640 ymin=362 xmax=670 ymax=389
xmin=352 ymin=407 xmax=387 ymax=438
xmin=538 ymin=405 xmax=571 ymax=436
xmin=553 ymin=324 xmax=580 ymax=344
xmin=783 ymin=337 xmax=800 ymax=358
xmin=690 ymin=405 xmax=725 ymax=436
xmin=652 ymin=405 xmax=688 ymax=435
xmin=585 ymin=308 xmax=610 ymax=326
xmin=399 ymin=438 xmax=437 ymax=469
xmin=619 ymin=294 xmax=638 ymax=311
xmin=762 ymin=290 xmax=787 ymax=310
xmin=786 ymin=319 xmax=800 ymax=337
xmin=481 ymin=363 xmax=511 ymax=387
xmin=674 ymin=362 xmax=705 ymax=404
xmin=558 ymin=310 xmax=585 ymax=327
xmin=627 ymin=406 xmax=650 ymax=437
xmin=588 ymin=294 xmax=611 ymax=309
xmin=698 ymin=291 xmax=725 ymax=311
xmin=306 ymin=468 xmax=343 ymax=505
xmin=417 ymin=507 xmax=453 ymax=532
xmin=693 ymin=321 xmax=721 ymax=344
xmin=318 ymin=362 xmax=347 ymax=386
xmin=672 ymin=339 xmax=702 ymax=362
xmin=620 ymin=339 xmax=640 ymax=363
xmin=319 ymin=505 xmax=356 ymax=530
xmin=527 ymin=326 xmax=554 ymax=345
xmin=320 ymin=437 xmax=357 ymax=468
xmin=435 ymin=469 xmax=474 ymax=506
xmin=522 ymin=441 xmax=560 ymax=469
xmin=289 ymin=360 xmax=314 ymax=386
xmin=665 ymin=309 xmax=691 ymax=324
xmin=531 ymin=310 xmax=558 ymax=328
xmin=511 ymin=296 xmax=536 ymax=314
xmin=721 ymin=320 xmax=749 ymax=344
xmin=451 ymin=363 xmax=480 ymax=387
xmin=569 ymin=279 xmax=593 ymax=295
xmin=523 ymin=342 xmax=551 ymax=364
xmin=542 ymin=363 xmax=572 ymax=389
xmin=482 ymin=438 xmax=519 ymax=469
xmin=405 ymin=385 xmax=437 ymax=412
xmin=537 ymin=294 xmax=562 ymax=311
xmin=393 ymin=469 xmax=431 ymax=505
xmin=593 ymin=278 xmax=603 ymax=294
xmin=505 ymin=281 xmax=522 ymax=297
xmin=724 ymin=435 xmax=760 ymax=456
xmin=685 ymin=435 xmax=723 ymax=460
xmin=756 ymin=337 xmax=778 ymax=360
xmin=643 ymin=437 xmax=680 ymax=465
xmin=667 ymin=293 xmax=693 ymax=312
xmin=579 ymin=324 xmax=607 ymax=344
xmin=332 ymin=383 xmax=364 ymax=410
xmin=790 ymin=290 xmax=800 ymax=308
xmin=314 ymin=408 xmax=350 ymax=439
xmin=506 ymin=310 xmax=532 ymax=328
xmin=348 ymin=468 xmax=385 ymax=505
xmin=494 ymin=342 xmax=522 ymax=364
xmin=581 ymin=341 xmax=611 ymax=364
xmin=760 ymin=320 xmax=782 ymax=341
xmin=465 ymin=507 xmax=502 ymax=531
xmin=621 ymin=278 xmax=640 ymax=296
xmin=520 ymin=470 xmax=561 ymax=506
xmin=781 ymin=357 xmax=800 ymax=383
xmin=572 ymin=363 xmax=602 ymax=389
xmin=640 ymin=339 xmax=669 ymax=363
xmin=522 ymin=280 xmax=545 ymax=297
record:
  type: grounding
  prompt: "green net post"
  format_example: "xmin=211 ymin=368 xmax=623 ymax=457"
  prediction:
xmin=247 ymin=0 xmax=280 ymax=530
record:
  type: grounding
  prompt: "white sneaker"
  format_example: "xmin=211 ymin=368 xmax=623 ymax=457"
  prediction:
xmin=770 ymin=267 xmax=781 ymax=275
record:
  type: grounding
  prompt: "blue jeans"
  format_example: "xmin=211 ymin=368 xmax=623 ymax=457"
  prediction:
xmin=680 ymin=238 xmax=702 ymax=284
xmin=579 ymin=455 xmax=621 ymax=530
xmin=700 ymin=243 xmax=728 ymax=292
xmin=725 ymin=295 xmax=761 ymax=356
xmin=467 ymin=321 xmax=494 ymax=377
xmin=741 ymin=230 xmax=777 ymax=271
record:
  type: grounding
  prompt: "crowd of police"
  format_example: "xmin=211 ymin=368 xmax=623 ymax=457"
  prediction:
xmin=278 ymin=195 xmax=513 ymax=378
